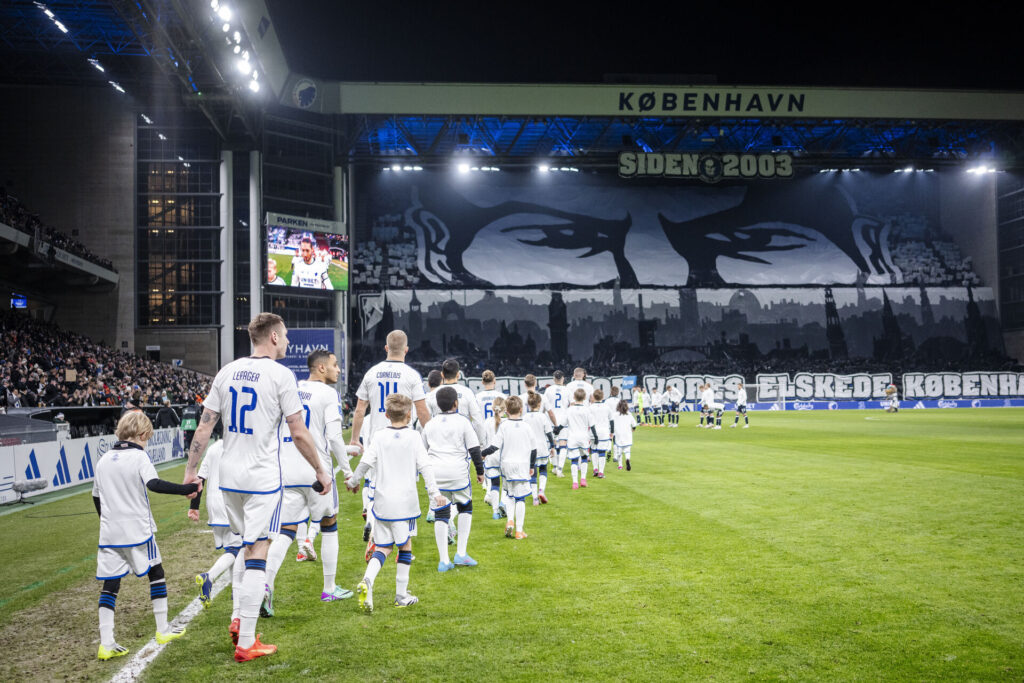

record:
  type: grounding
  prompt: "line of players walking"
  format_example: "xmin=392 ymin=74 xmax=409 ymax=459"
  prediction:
xmin=89 ymin=316 xmax=750 ymax=665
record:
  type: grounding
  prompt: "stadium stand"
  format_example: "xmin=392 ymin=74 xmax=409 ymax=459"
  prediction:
xmin=0 ymin=185 xmax=116 ymax=272
xmin=0 ymin=310 xmax=209 ymax=412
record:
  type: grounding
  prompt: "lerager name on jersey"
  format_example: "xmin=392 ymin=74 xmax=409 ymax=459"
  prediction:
xmin=232 ymin=370 xmax=261 ymax=382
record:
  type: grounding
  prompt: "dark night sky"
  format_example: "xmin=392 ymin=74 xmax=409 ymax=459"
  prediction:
xmin=267 ymin=2 xmax=1024 ymax=90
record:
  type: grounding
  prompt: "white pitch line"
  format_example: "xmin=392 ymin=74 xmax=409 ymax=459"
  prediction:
xmin=110 ymin=572 xmax=231 ymax=683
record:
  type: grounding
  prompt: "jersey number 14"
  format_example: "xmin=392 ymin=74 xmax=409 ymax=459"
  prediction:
xmin=378 ymin=381 xmax=397 ymax=412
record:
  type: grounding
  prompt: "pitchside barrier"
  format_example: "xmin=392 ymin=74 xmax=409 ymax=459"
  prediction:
xmin=0 ymin=427 xmax=185 ymax=505
xmin=459 ymin=371 xmax=1024 ymax=405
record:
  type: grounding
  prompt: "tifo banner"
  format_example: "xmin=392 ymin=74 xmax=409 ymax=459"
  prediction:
xmin=354 ymin=168 xmax=987 ymax=289
xmin=279 ymin=328 xmax=337 ymax=378
xmin=755 ymin=373 xmax=893 ymax=401
xmin=456 ymin=373 xmax=1024 ymax=404
xmin=902 ymin=372 xmax=1024 ymax=399
xmin=0 ymin=428 xmax=184 ymax=504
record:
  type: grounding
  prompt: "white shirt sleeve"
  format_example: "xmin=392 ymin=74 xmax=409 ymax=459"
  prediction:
xmin=414 ymin=439 xmax=439 ymax=497
xmin=137 ymin=451 xmax=159 ymax=485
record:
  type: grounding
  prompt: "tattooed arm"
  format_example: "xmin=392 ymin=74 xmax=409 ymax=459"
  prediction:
xmin=182 ymin=408 xmax=219 ymax=494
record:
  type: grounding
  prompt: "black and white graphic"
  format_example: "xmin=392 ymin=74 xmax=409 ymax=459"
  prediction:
xmin=355 ymin=170 xmax=981 ymax=289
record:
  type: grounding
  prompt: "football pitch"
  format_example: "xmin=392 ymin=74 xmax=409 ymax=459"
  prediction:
xmin=2 ymin=409 xmax=1022 ymax=681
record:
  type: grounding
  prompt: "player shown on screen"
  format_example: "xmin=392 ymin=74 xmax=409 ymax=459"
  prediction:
xmin=290 ymin=235 xmax=333 ymax=289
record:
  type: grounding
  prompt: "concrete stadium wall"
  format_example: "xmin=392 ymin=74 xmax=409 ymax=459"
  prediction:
xmin=0 ymin=84 xmax=135 ymax=350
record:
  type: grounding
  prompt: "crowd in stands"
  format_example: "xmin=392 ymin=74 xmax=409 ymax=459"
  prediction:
xmin=0 ymin=311 xmax=209 ymax=413
xmin=887 ymin=217 xmax=981 ymax=286
xmin=0 ymin=186 xmax=116 ymax=272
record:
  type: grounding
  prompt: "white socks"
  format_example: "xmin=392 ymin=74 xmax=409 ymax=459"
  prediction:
xmin=456 ymin=512 xmax=472 ymax=556
xmin=209 ymin=551 xmax=236 ymax=581
xmin=231 ymin=552 xmax=245 ymax=620
xmin=99 ymin=607 xmax=115 ymax=647
xmin=265 ymin=533 xmax=293 ymax=592
xmin=514 ymin=500 xmax=526 ymax=533
xmin=321 ymin=530 xmax=338 ymax=593
xmin=434 ymin=517 xmax=450 ymax=565
xmin=238 ymin=565 xmax=265 ymax=649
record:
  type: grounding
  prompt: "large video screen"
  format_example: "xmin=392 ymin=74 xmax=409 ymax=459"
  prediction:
xmin=266 ymin=212 xmax=349 ymax=291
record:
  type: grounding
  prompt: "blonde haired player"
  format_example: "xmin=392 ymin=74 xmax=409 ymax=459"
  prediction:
xmin=94 ymin=411 xmax=198 ymax=660
xmin=731 ymin=383 xmax=750 ymax=428
xmin=542 ymin=370 xmax=572 ymax=477
xmin=348 ymin=395 xmax=447 ymax=611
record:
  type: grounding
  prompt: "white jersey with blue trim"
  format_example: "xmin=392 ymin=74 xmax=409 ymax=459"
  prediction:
xmin=93 ymin=442 xmax=159 ymax=547
xmin=565 ymin=379 xmax=595 ymax=402
xmin=612 ymin=412 xmax=638 ymax=446
xmin=204 ymin=356 xmax=303 ymax=495
xmin=290 ymin=255 xmax=333 ymax=289
xmin=421 ymin=411 xmax=480 ymax=486
xmin=475 ymin=388 xmax=506 ymax=423
xmin=493 ymin=418 xmax=542 ymax=482
xmin=279 ymin=379 xmax=343 ymax=486
xmin=197 ymin=440 xmax=228 ymax=526
xmin=734 ymin=388 xmax=747 ymax=407
xmin=543 ymin=384 xmax=572 ymax=426
xmin=356 ymin=360 xmax=426 ymax=447
xmin=351 ymin=426 xmax=437 ymax=521
xmin=523 ymin=409 xmax=554 ymax=451
xmin=589 ymin=400 xmax=613 ymax=441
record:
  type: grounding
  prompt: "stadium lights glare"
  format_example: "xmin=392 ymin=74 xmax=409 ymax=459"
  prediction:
xmin=88 ymin=58 xmax=104 ymax=72
xmin=233 ymin=45 xmax=241 ymax=54
xmin=237 ymin=59 xmax=251 ymax=75
xmin=210 ymin=0 xmax=219 ymax=8
xmin=457 ymin=163 xmax=470 ymax=174
xmin=222 ymin=22 xmax=230 ymax=32
xmin=54 ymin=20 xmax=68 ymax=33
xmin=241 ymin=50 xmax=249 ymax=62
xmin=157 ymin=133 xmax=167 ymax=141
xmin=248 ymin=80 xmax=260 ymax=93
xmin=44 ymin=9 xmax=54 ymax=18
xmin=233 ymin=31 xmax=241 ymax=43
xmin=140 ymin=114 xmax=153 ymax=124
xmin=251 ymin=70 xmax=259 ymax=80
xmin=216 ymin=5 xmax=232 ymax=21
xmin=108 ymin=80 xmax=125 ymax=93
xmin=538 ymin=164 xmax=550 ymax=172
xmin=391 ymin=164 xmax=401 ymax=171
xmin=966 ymin=165 xmax=997 ymax=175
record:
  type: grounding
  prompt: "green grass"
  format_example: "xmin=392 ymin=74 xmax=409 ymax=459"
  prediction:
xmin=2 ymin=410 xmax=1023 ymax=681
xmin=269 ymin=252 xmax=348 ymax=290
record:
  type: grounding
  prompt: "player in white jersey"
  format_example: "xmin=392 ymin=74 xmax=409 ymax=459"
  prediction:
xmin=476 ymin=369 xmax=506 ymax=423
xmin=348 ymin=394 xmax=447 ymax=611
xmin=523 ymin=391 xmax=555 ymax=504
xmin=731 ymin=382 xmax=750 ymax=427
xmin=263 ymin=350 xmax=359 ymax=615
xmin=94 ymin=412 xmax=198 ymax=660
xmin=184 ymin=313 xmax=330 ymax=662
xmin=481 ymin=395 xmax=508 ymax=518
xmin=589 ymin=389 xmax=614 ymax=478
xmin=422 ymin=387 xmax=485 ymax=571
xmin=565 ymin=388 xmax=597 ymax=489
xmin=565 ymin=367 xmax=595 ymax=403
xmin=612 ymin=400 xmax=638 ymax=471
xmin=543 ymin=370 xmax=572 ymax=477
xmin=188 ymin=440 xmax=244 ymax=618
xmin=350 ymin=330 xmax=431 ymax=553
xmin=290 ymin=235 xmax=333 ymax=289
xmin=649 ymin=389 xmax=663 ymax=427
xmin=701 ymin=383 xmax=724 ymax=429
xmin=666 ymin=385 xmax=683 ymax=426
xmin=266 ymin=258 xmax=286 ymax=286
xmin=480 ymin=396 xmax=543 ymax=539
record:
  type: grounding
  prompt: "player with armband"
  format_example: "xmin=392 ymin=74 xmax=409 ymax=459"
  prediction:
xmin=94 ymin=411 xmax=199 ymax=661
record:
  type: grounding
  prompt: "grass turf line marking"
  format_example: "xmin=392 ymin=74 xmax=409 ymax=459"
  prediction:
xmin=109 ymin=572 xmax=230 ymax=683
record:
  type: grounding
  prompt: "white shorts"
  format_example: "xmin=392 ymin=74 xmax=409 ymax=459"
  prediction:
xmin=703 ymin=402 xmax=724 ymax=412
xmin=483 ymin=451 xmax=501 ymax=477
xmin=535 ymin=449 xmax=551 ymax=465
xmin=222 ymin=489 xmax=283 ymax=545
xmin=504 ymin=480 xmax=531 ymax=500
xmin=372 ymin=518 xmax=414 ymax=548
xmin=281 ymin=484 xmax=339 ymax=526
xmin=97 ymin=536 xmax=161 ymax=580
xmin=431 ymin=485 xmax=471 ymax=508
xmin=435 ymin=464 xmax=472 ymax=494
xmin=592 ymin=438 xmax=611 ymax=452
xmin=210 ymin=525 xmax=242 ymax=549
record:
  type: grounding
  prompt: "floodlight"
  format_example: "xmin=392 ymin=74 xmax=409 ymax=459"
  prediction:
xmin=237 ymin=59 xmax=251 ymax=75
xmin=457 ymin=163 xmax=470 ymax=174
xmin=248 ymin=80 xmax=259 ymax=93
xmin=55 ymin=20 xmax=68 ymax=33
xmin=217 ymin=5 xmax=231 ymax=21
xmin=222 ymin=22 xmax=230 ymax=32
